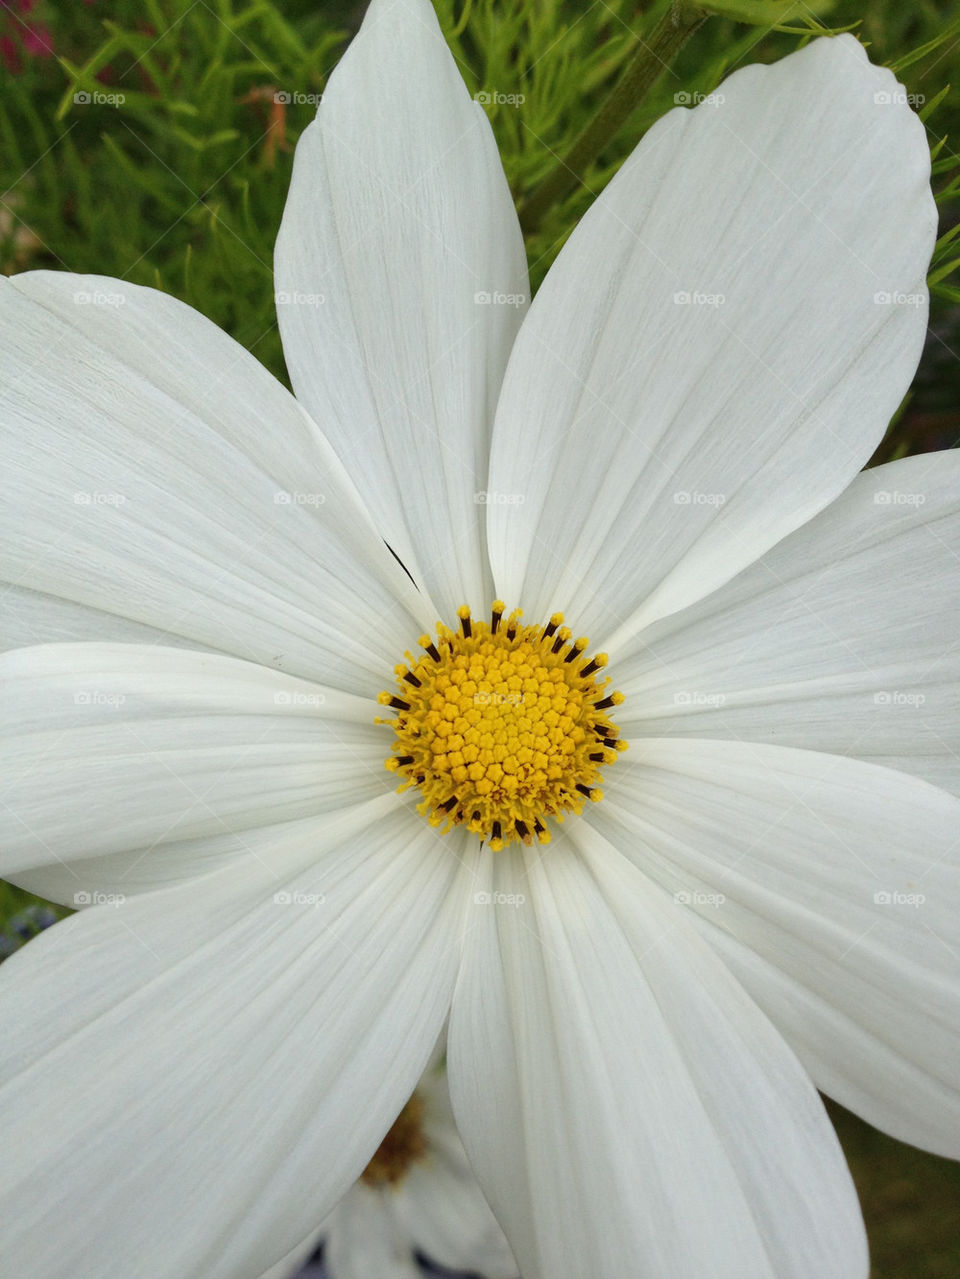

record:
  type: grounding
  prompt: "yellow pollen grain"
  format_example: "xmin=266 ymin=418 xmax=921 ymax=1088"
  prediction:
xmin=377 ymin=603 xmax=627 ymax=850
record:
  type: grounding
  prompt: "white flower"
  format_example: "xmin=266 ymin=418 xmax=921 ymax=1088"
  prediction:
xmin=0 ymin=2 xmax=956 ymax=1278
xmin=269 ymin=1066 xmax=517 ymax=1279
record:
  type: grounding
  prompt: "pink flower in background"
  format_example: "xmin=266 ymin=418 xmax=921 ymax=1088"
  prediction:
xmin=0 ymin=0 xmax=53 ymax=73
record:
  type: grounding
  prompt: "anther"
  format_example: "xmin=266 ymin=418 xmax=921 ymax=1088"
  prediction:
xmin=551 ymin=627 xmax=572 ymax=655
xmin=564 ymin=637 xmax=589 ymax=664
xmin=580 ymin=653 xmax=608 ymax=678
xmin=594 ymin=693 xmax=623 ymax=710
xmin=419 ymin=635 xmax=442 ymax=662
xmin=542 ymin=612 xmax=564 ymax=640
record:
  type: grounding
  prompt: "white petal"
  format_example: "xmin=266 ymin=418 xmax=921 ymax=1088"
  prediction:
xmin=275 ymin=0 xmax=528 ymax=619
xmin=0 ymin=584 xmax=222 ymax=653
xmin=393 ymin=1071 xmax=517 ymax=1277
xmin=323 ymin=1191 xmax=421 ymax=1279
xmin=0 ymin=271 xmax=435 ymax=688
xmin=593 ymin=737 xmax=960 ymax=1157
xmin=486 ymin=35 xmax=936 ymax=640
xmin=615 ymin=451 xmax=960 ymax=795
xmin=0 ymin=643 xmax=389 ymax=900
xmin=256 ymin=1231 xmax=323 ymax=1279
xmin=0 ymin=800 xmax=469 ymax=1279
xmin=448 ymin=836 xmax=866 ymax=1279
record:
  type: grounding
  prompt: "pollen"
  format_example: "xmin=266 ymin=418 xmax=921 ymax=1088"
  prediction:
xmin=360 ymin=1092 xmax=427 ymax=1187
xmin=378 ymin=603 xmax=626 ymax=851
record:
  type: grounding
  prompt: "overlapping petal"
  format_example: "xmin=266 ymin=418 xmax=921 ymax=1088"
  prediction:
xmin=486 ymin=35 xmax=936 ymax=643
xmin=0 ymin=643 xmax=394 ymax=902
xmin=0 ymin=271 xmax=434 ymax=685
xmin=592 ymin=738 xmax=960 ymax=1157
xmin=615 ymin=452 xmax=960 ymax=795
xmin=0 ymin=801 xmax=472 ymax=1279
xmin=275 ymin=0 xmax=529 ymax=618
xmin=393 ymin=1072 xmax=518 ymax=1277
xmin=448 ymin=834 xmax=867 ymax=1279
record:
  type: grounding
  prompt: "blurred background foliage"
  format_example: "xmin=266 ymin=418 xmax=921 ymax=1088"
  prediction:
xmin=1 ymin=1 xmax=958 ymax=1274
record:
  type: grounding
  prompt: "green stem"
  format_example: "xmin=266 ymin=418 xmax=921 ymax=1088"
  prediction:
xmin=517 ymin=2 xmax=708 ymax=233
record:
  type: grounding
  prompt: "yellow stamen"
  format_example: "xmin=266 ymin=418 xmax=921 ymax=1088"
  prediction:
xmin=377 ymin=604 xmax=627 ymax=850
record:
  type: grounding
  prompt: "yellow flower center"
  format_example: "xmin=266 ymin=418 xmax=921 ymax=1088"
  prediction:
xmin=360 ymin=1093 xmax=427 ymax=1187
xmin=378 ymin=602 xmax=626 ymax=850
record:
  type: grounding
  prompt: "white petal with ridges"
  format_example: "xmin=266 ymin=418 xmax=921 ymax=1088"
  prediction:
xmin=615 ymin=452 xmax=960 ymax=794
xmin=0 ymin=584 xmax=223 ymax=654
xmin=0 ymin=800 xmax=470 ymax=1279
xmin=0 ymin=644 xmax=389 ymax=899
xmin=323 ymin=1193 xmax=421 ymax=1279
xmin=592 ymin=737 xmax=960 ymax=1157
xmin=0 ymin=271 xmax=434 ymax=688
xmin=393 ymin=1070 xmax=517 ymax=1277
xmin=486 ymin=35 xmax=936 ymax=641
xmin=448 ymin=838 xmax=867 ymax=1279
xmin=275 ymin=0 xmax=529 ymax=618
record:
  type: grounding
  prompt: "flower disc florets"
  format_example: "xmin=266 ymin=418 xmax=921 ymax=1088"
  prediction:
xmin=378 ymin=603 xmax=627 ymax=850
